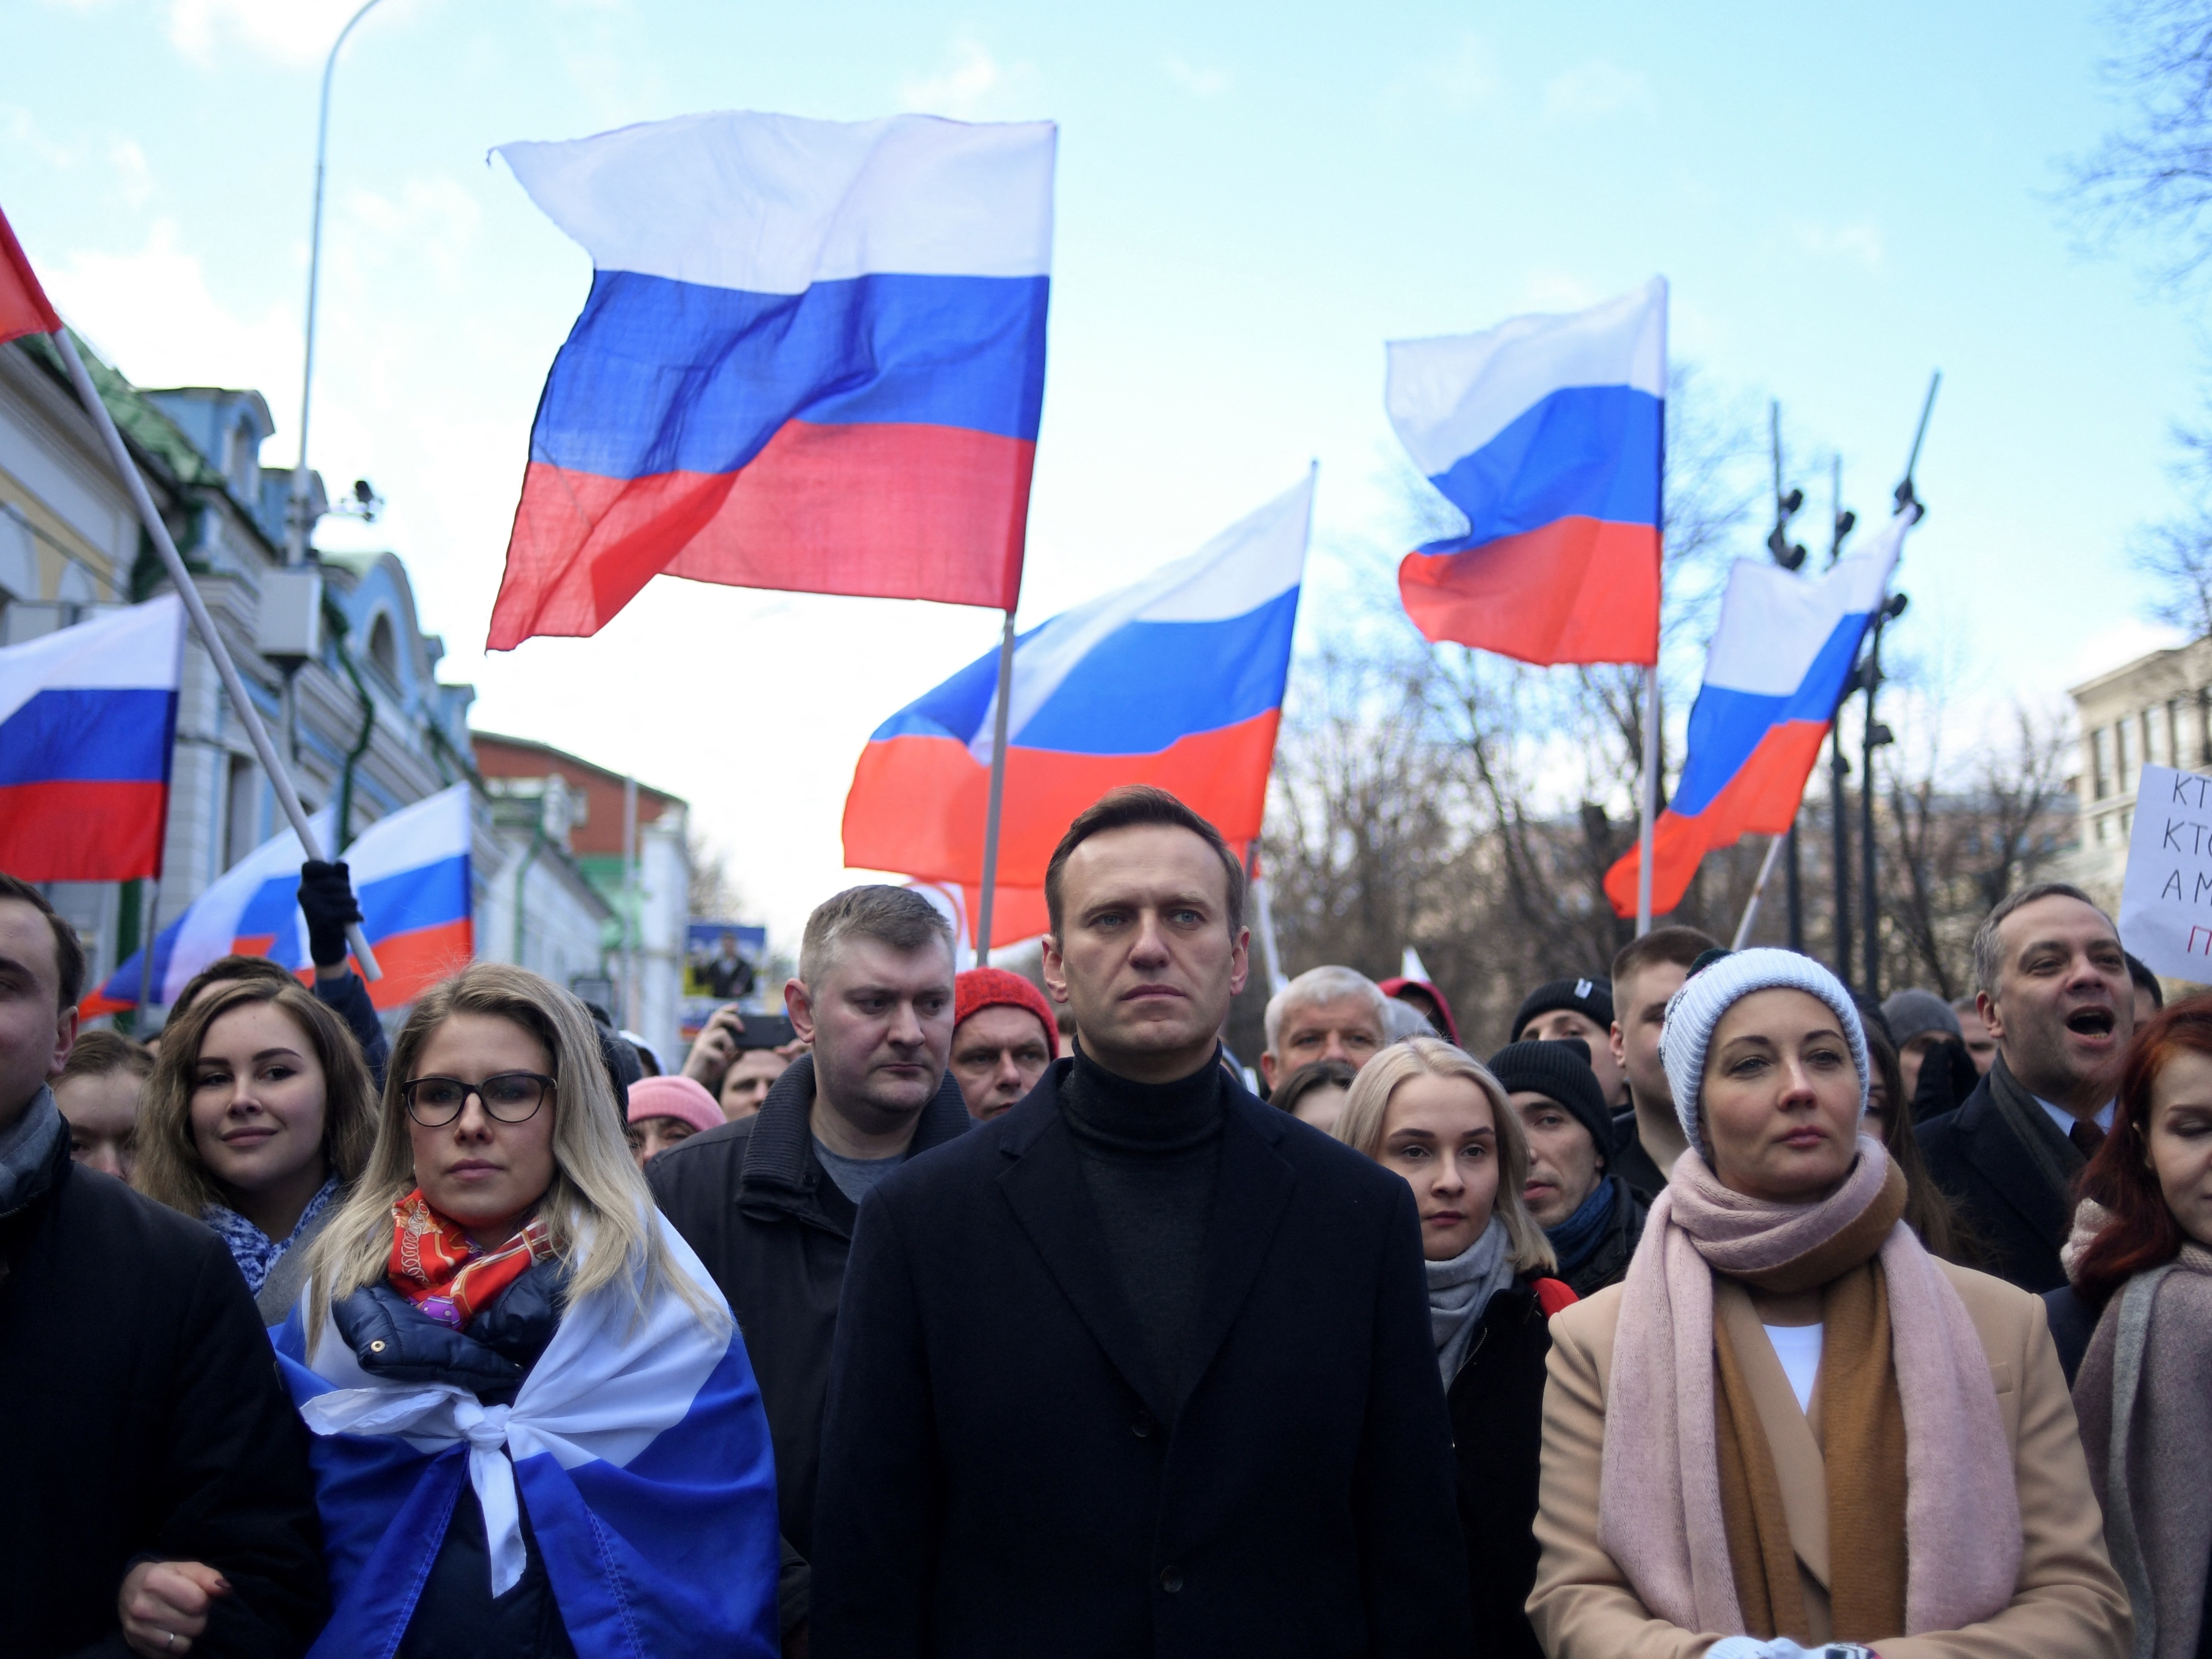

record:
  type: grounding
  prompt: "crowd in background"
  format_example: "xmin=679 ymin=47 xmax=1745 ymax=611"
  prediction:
xmin=1 ymin=783 xmax=2203 ymax=1658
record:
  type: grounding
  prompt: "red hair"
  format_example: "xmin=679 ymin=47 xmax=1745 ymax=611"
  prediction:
xmin=2070 ymin=997 xmax=2212 ymax=1308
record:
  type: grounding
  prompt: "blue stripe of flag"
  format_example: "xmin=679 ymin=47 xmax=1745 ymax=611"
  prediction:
xmin=1419 ymin=383 xmax=1661 ymax=554
xmin=1671 ymin=612 xmax=1876 ymax=818
xmin=0 ymin=688 xmax=177 ymax=786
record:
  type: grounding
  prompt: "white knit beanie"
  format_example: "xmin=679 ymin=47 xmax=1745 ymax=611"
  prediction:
xmin=1659 ymin=947 xmax=1870 ymax=1156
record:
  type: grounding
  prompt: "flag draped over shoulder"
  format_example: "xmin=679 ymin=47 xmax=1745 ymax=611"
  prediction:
xmin=274 ymin=1214 xmax=780 ymax=1659
xmin=0 ymin=596 xmax=183 ymax=882
xmin=487 ymin=111 xmax=1057 ymax=650
xmin=84 ymin=783 xmax=474 ymax=1014
xmin=844 ymin=474 xmax=1312 ymax=945
xmin=1602 ymin=509 xmax=1914 ymax=918
xmin=1386 ymin=278 xmax=1665 ymax=666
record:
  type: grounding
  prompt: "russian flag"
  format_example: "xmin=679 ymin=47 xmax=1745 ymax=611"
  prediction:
xmin=843 ymin=473 xmax=1313 ymax=945
xmin=1387 ymin=278 xmax=1665 ymax=666
xmin=0 ymin=200 xmax=64 ymax=345
xmin=0 ymin=595 xmax=183 ymax=882
xmin=86 ymin=782 xmax=473 ymax=1016
xmin=1602 ymin=509 xmax=1914 ymax=918
xmin=486 ymin=111 xmax=1056 ymax=651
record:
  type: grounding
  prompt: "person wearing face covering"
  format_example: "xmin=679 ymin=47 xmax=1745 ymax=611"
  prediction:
xmin=1528 ymin=947 xmax=2130 ymax=1659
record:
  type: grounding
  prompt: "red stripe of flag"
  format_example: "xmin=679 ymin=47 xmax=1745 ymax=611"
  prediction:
xmin=0 ymin=204 xmax=62 ymax=345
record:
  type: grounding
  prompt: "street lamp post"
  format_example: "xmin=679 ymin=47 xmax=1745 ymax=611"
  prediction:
xmin=284 ymin=0 xmax=389 ymax=566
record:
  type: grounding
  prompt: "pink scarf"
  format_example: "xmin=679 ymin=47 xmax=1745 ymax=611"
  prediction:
xmin=1597 ymin=1138 xmax=2020 ymax=1636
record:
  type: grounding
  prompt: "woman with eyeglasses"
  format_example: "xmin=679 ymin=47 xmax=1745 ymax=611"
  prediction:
xmin=136 ymin=976 xmax=376 ymax=1324
xmin=276 ymin=962 xmax=781 ymax=1659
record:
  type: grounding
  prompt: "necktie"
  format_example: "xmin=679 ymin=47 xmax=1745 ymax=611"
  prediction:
xmin=2068 ymin=1118 xmax=2106 ymax=1158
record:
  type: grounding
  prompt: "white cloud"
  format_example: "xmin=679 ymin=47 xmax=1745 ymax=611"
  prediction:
xmin=1542 ymin=60 xmax=1653 ymax=123
xmin=1789 ymin=218 xmax=1886 ymax=271
xmin=896 ymin=39 xmax=1043 ymax=122
xmin=1165 ymin=55 xmax=1231 ymax=96
xmin=108 ymin=137 xmax=154 ymax=209
xmin=340 ymin=174 xmax=483 ymax=292
xmin=3 ymin=104 xmax=79 ymax=169
xmin=162 ymin=0 xmax=425 ymax=68
xmin=40 ymin=218 xmax=299 ymax=399
xmin=1398 ymin=32 xmax=1497 ymax=118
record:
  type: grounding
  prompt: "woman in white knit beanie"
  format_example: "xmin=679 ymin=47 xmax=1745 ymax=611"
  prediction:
xmin=1526 ymin=947 xmax=2128 ymax=1659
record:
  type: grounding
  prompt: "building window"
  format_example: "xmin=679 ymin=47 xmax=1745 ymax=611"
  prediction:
xmin=367 ymin=613 xmax=399 ymax=685
xmin=2094 ymin=726 xmax=2113 ymax=800
xmin=224 ymin=755 xmax=261 ymax=869
xmin=2151 ymin=704 xmax=2171 ymax=768
xmin=2120 ymin=717 xmax=2140 ymax=790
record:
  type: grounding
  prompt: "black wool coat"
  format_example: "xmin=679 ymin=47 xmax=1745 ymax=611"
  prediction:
xmin=0 ymin=1107 xmax=327 ymax=1658
xmin=1445 ymin=1281 xmax=1556 ymax=1659
xmin=647 ymin=1055 xmax=972 ymax=1630
xmin=1917 ymin=1062 xmax=2078 ymax=1293
xmin=810 ymin=1058 xmax=1474 ymax=1659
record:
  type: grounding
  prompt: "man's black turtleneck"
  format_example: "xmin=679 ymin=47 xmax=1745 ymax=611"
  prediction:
xmin=1059 ymin=1045 xmax=1225 ymax=1415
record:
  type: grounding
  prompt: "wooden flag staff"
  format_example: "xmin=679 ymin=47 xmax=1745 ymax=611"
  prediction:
xmin=55 ymin=329 xmax=381 ymax=981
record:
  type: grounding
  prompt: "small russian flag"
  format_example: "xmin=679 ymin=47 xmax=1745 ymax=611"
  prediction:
xmin=1387 ymin=278 xmax=1665 ymax=667
xmin=0 ymin=596 xmax=184 ymax=883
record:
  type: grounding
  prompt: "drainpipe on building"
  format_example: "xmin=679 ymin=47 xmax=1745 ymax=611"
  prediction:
xmin=511 ymin=809 xmax=549 ymax=966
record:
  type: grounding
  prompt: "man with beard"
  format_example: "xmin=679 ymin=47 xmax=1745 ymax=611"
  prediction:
xmin=1919 ymin=883 xmax=2135 ymax=1292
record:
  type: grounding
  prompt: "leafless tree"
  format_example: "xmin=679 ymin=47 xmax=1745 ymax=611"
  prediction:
xmin=2068 ymin=0 xmax=2212 ymax=284
xmin=686 ymin=826 xmax=743 ymax=920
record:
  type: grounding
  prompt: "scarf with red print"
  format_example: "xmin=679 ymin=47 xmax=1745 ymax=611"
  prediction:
xmin=387 ymin=1188 xmax=554 ymax=1329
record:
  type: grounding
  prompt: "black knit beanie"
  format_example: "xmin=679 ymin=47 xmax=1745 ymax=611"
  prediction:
xmin=1487 ymin=1037 xmax=1612 ymax=1160
xmin=1511 ymin=975 xmax=1615 ymax=1042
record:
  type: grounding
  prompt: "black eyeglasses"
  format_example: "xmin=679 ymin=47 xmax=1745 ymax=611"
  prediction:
xmin=401 ymin=1072 xmax=556 ymax=1127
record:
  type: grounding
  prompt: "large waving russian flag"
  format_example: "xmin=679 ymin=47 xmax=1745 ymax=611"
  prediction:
xmin=86 ymin=782 xmax=473 ymax=1015
xmin=843 ymin=473 xmax=1312 ymax=943
xmin=1602 ymin=509 xmax=1914 ymax=918
xmin=0 ymin=595 xmax=183 ymax=882
xmin=1387 ymin=278 xmax=1665 ymax=666
xmin=486 ymin=111 xmax=1056 ymax=651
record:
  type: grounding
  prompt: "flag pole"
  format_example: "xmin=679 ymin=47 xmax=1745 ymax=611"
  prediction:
xmin=1636 ymin=666 xmax=1658 ymax=936
xmin=1730 ymin=833 xmax=1787 ymax=950
xmin=133 ymin=877 xmax=161 ymax=1023
xmin=54 ymin=328 xmax=381 ymax=979
xmin=973 ymin=609 xmax=1018 ymax=964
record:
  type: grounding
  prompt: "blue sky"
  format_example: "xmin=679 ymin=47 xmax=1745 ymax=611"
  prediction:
xmin=2 ymin=0 xmax=2195 ymax=938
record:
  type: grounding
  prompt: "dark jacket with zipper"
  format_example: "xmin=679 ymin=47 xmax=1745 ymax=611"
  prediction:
xmin=647 ymin=1055 xmax=972 ymax=1635
xmin=1445 ymin=1279 xmax=1558 ymax=1659
xmin=0 ymin=1088 xmax=327 ymax=1659
xmin=808 ymin=1057 xmax=1472 ymax=1659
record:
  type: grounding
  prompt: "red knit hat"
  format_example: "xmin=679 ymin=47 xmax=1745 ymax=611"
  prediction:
xmin=955 ymin=967 xmax=1057 ymax=1052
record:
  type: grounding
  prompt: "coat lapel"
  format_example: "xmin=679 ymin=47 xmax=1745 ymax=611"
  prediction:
xmin=997 ymin=1077 xmax=1171 ymax=1419
xmin=1966 ymin=1071 xmax=2073 ymax=1247
xmin=1179 ymin=1093 xmax=1296 ymax=1407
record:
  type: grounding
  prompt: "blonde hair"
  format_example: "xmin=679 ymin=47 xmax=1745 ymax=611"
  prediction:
xmin=135 ymin=976 xmax=376 ymax=1220
xmin=1332 ymin=1036 xmax=1556 ymax=1276
xmin=300 ymin=961 xmax=721 ymax=1342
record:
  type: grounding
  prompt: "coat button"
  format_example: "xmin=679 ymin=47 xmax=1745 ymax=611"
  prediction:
xmin=1159 ymin=1567 xmax=1183 ymax=1594
xmin=1132 ymin=1410 xmax=1156 ymax=1439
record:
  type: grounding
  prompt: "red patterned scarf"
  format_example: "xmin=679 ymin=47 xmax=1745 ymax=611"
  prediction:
xmin=387 ymin=1188 xmax=554 ymax=1329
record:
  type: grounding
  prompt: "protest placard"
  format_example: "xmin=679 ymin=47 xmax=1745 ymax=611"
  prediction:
xmin=2117 ymin=763 xmax=2212 ymax=984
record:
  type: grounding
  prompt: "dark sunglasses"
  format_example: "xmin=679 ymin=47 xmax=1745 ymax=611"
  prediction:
xmin=401 ymin=1071 xmax=556 ymax=1127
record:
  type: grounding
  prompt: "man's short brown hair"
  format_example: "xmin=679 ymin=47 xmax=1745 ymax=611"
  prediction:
xmin=798 ymin=885 xmax=955 ymax=986
xmin=1609 ymin=925 xmax=1719 ymax=1006
xmin=1972 ymin=880 xmax=2106 ymax=997
xmin=0 ymin=873 xmax=86 ymax=1010
xmin=1043 ymin=787 xmax=1246 ymax=939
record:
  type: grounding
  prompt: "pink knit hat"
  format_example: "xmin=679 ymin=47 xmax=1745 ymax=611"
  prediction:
xmin=625 ymin=1074 xmax=724 ymax=1135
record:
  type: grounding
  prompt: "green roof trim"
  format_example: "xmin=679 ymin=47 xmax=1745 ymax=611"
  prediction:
xmin=16 ymin=330 xmax=228 ymax=491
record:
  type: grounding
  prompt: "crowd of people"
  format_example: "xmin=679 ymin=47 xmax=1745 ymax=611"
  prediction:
xmin=0 ymin=784 xmax=2201 ymax=1657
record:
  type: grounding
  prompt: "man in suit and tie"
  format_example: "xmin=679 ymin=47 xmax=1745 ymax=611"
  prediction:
xmin=810 ymin=785 xmax=1470 ymax=1659
xmin=1919 ymin=882 xmax=2135 ymax=1292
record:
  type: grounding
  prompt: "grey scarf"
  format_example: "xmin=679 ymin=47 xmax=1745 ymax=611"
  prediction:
xmin=1984 ymin=1053 xmax=2087 ymax=1227
xmin=0 ymin=1087 xmax=66 ymax=1220
xmin=1427 ymin=1215 xmax=1517 ymax=1387
xmin=2075 ymin=1244 xmax=2212 ymax=1659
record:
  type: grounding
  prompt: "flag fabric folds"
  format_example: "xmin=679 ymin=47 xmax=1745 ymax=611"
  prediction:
xmin=0 ymin=596 xmax=183 ymax=882
xmin=843 ymin=472 xmax=1313 ymax=945
xmin=1602 ymin=509 xmax=1915 ymax=918
xmin=1387 ymin=277 xmax=1665 ymax=666
xmin=85 ymin=782 xmax=474 ymax=1015
xmin=0 ymin=202 xmax=62 ymax=345
xmin=487 ymin=111 xmax=1056 ymax=650
xmin=274 ymin=1214 xmax=780 ymax=1659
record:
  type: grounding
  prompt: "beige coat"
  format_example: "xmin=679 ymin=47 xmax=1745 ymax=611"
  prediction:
xmin=1528 ymin=1259 xmax=2131 ymax=1659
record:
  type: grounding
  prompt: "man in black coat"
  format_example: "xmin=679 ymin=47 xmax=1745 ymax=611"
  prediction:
xmin=1920 ymin=882 xmax=2134 ymax=1292
xmin=811 ymin=788 xmax=1471 ymax=1659
xmin=0 ymin=874 xmax=326 ymax=1657
xmin=651 ymin=884 xmax=970 ymax=1653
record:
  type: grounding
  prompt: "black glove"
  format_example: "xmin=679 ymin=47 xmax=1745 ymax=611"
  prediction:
xmin=1910 ymin=1036 xmax=1980 ymax=1123
xmin=298 ymin=860 xmax=363 ymax=970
